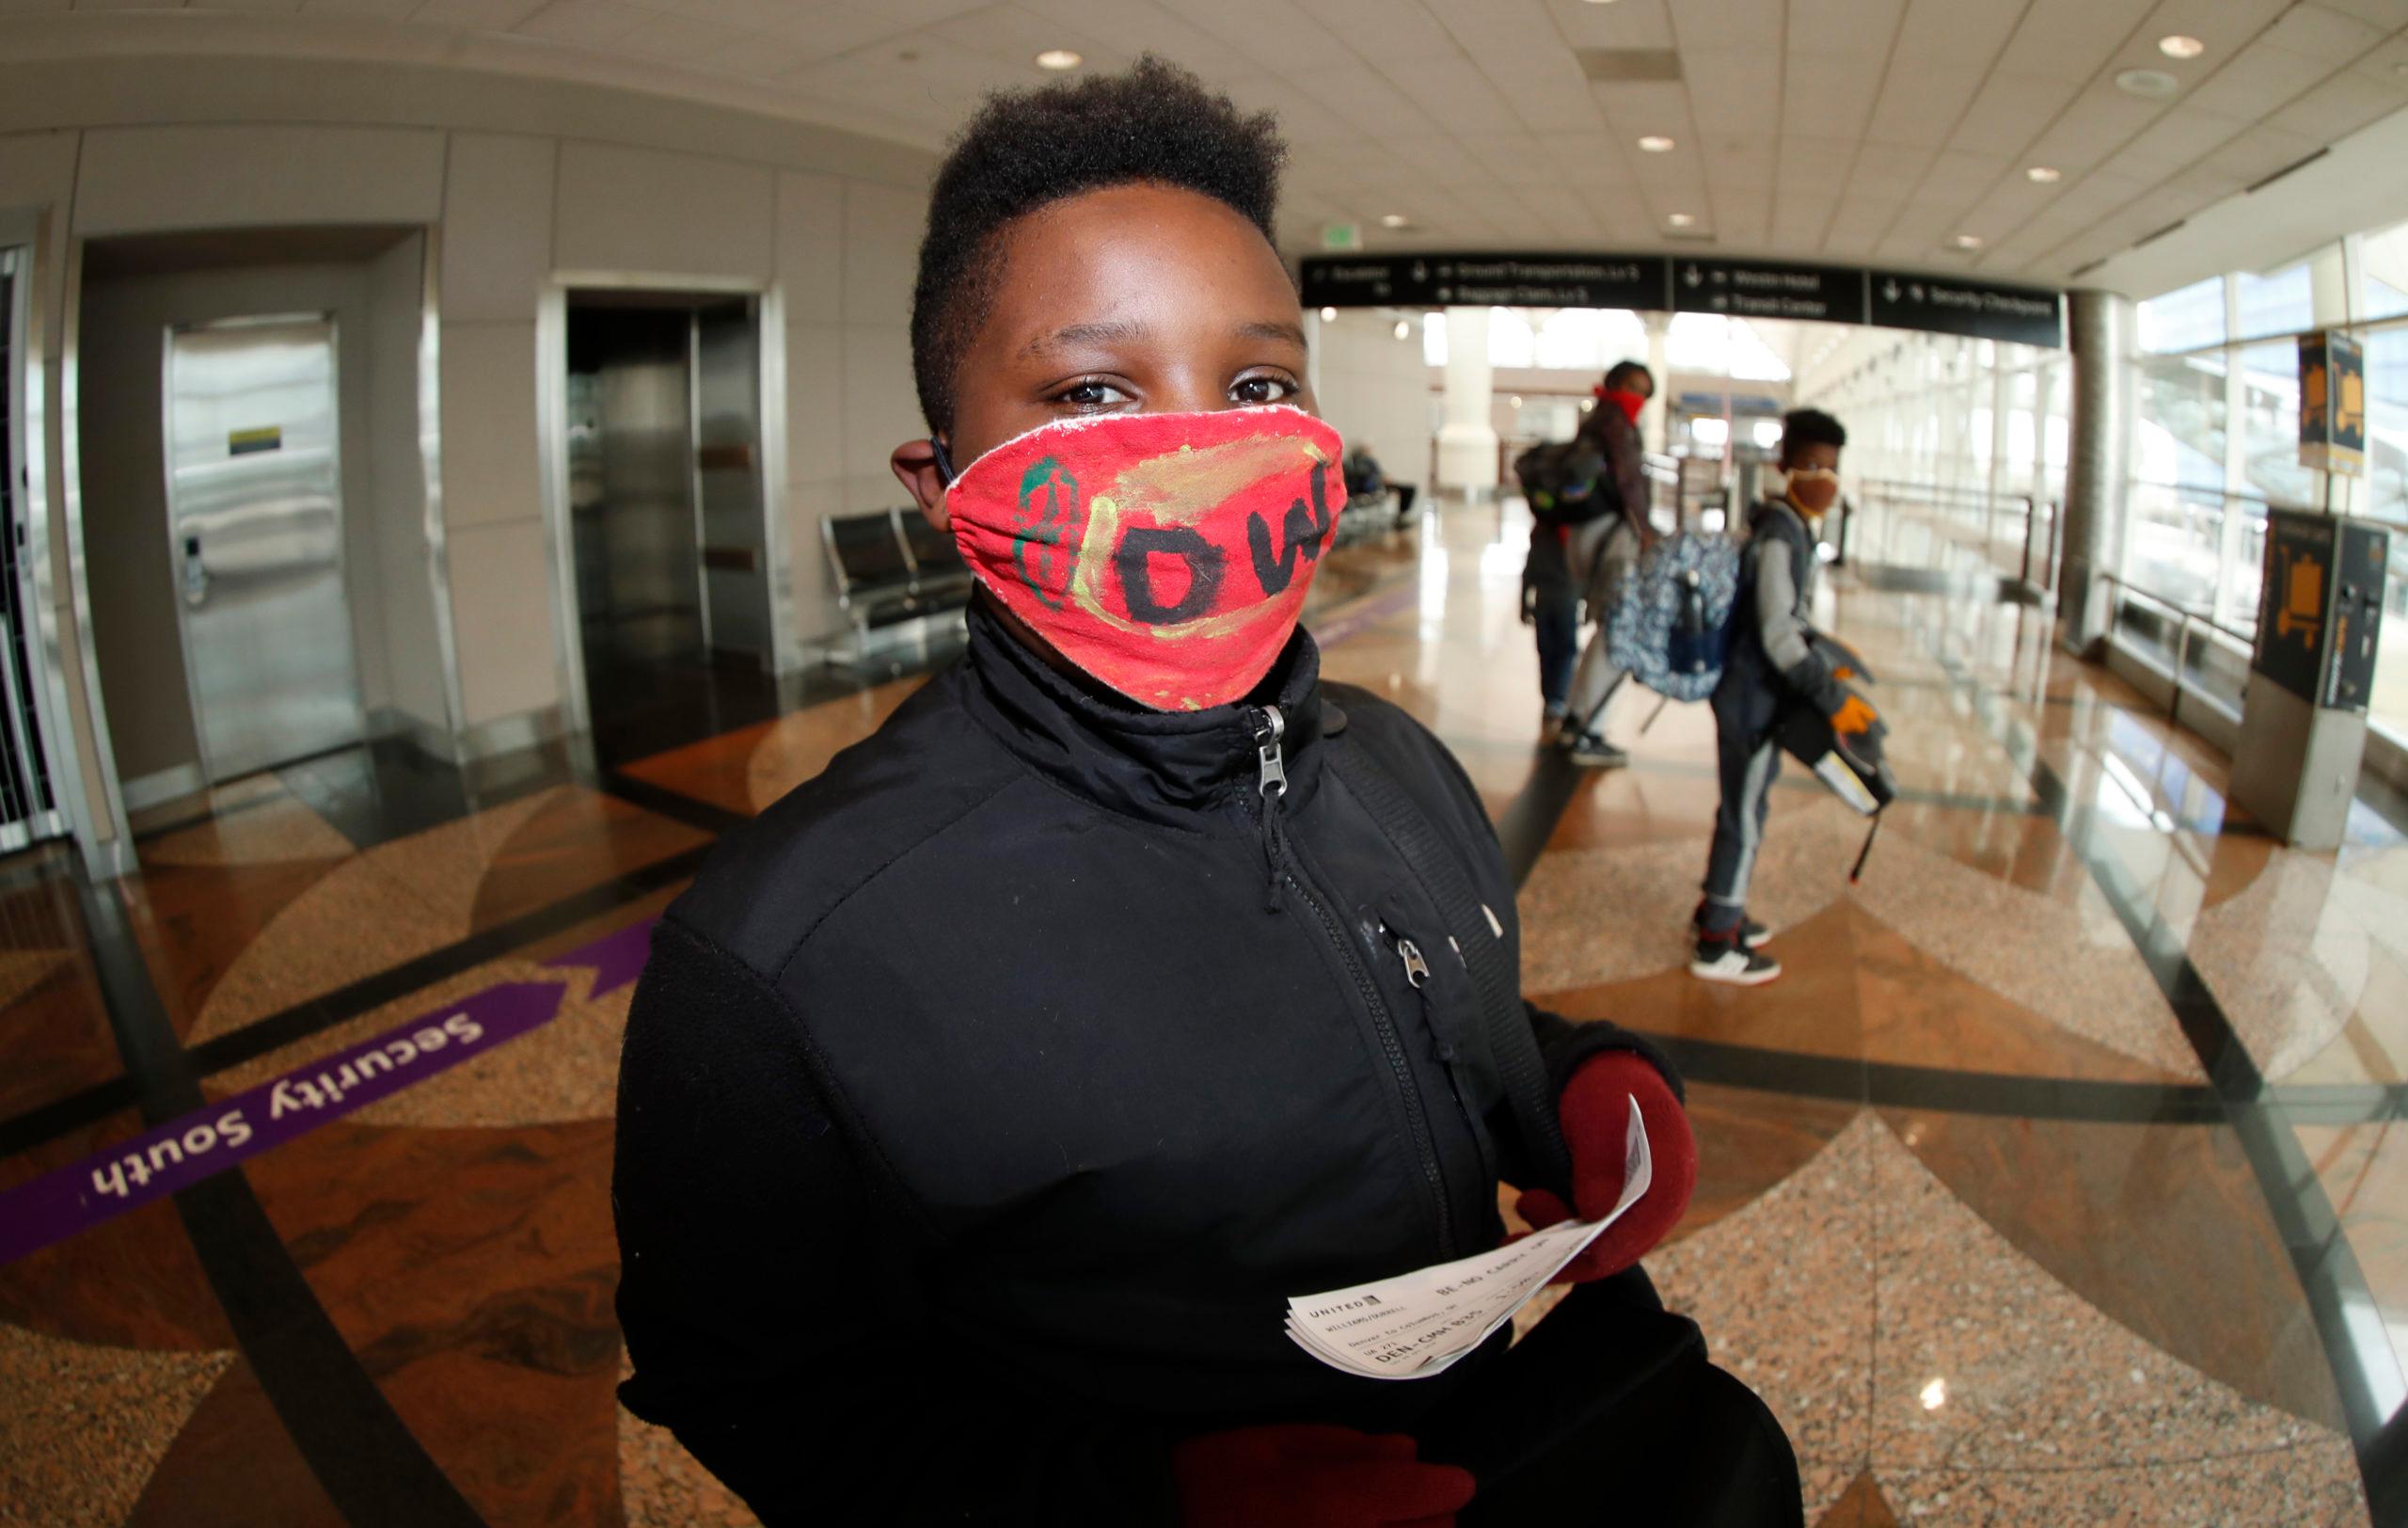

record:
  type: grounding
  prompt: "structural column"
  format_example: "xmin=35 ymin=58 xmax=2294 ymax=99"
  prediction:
xmin=2060 ymin=289 xmax=2132 ymax=656
xmin=1435 ymin=306 xmax=1497 ymax=495
xmin=1640 ymin=311 xmax=1671 ymax=449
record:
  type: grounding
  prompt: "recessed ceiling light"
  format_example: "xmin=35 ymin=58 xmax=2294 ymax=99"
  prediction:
xmin=1509 ymin=395 xmax=1524 ymax=408
xmin=1637 ymin=135 xmax=1675 ymax=152
xmin=1035 ymin=48 xmax=1083 ymax=70
xmin=1950 ymin=233 xmax=1984 ymax=250
xmin=2158 ymin=34 xmax=2205 ymax=60
xmin=2115 ymin=68 xmax=2179 ymax=99
xmin=1319 ymin=306 xmax=1337 ymax=322
xmin=1380 ymin=213 xmax=1409 ymax=228
xmin=2026 ymin=165 xmax=2062 ymax=183
xmin=1668 ymin=213 xmax=1695 ymax=228
xmin=1393 ymin=319 xmax=1412 ymax=340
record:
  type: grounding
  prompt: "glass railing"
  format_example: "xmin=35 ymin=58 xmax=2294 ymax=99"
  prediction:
xmin=1839 ymin=477 xmax=2060 ymax=592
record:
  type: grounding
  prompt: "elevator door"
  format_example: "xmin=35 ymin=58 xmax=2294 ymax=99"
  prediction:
xmin=164 ymin=316 xmax=362 ymax=782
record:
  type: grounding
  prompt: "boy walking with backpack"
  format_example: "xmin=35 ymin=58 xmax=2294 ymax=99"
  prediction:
xmin=1693 ymin=407 xmax=1877 ymax=985
xmin=1520 ymin=360 xmax=1656 ymax=767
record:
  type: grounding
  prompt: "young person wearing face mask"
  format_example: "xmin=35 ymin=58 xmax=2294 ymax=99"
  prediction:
xmin=612 ymin=58 xmax=1799 ymax=1527
xmin=1524 ymin=361 xmax=1658 ymax=766
xmin=1692 ymin=409 xmax=1864 ymax=985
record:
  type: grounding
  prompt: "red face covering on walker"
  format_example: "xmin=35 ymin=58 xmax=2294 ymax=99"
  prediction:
xmin=943 ymin=406 xmax=1347 ymax=711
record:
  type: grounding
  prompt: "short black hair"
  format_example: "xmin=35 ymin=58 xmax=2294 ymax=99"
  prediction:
xmin=1602 ymin=360 xmax=1653 ymax=392
xmin=908 ymin=56 xmax=1288 ymax=436
xmin=1781 ymin=407 xmax=1847 ymax=461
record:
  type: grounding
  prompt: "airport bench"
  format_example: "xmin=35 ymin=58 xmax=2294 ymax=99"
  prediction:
xmin=821 ymin=508 xmax=974 ymax=665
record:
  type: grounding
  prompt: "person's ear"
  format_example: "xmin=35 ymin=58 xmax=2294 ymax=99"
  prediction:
xmin=890 ymin=437 xmax=950 ymax=531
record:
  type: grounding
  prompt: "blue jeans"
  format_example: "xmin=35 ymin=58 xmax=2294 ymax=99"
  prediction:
xmin=1534 ymin=593 xmax=1578 ymax=711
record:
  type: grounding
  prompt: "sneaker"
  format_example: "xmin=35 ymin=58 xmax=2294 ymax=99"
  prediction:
xmin=1690 ymin=900 xmax=1770 ymax=950
xmin=1540 ymin=708 xmax=1570 ymax=745
xmin=1563 ymin=729 xmax=1629 ymax=769
xmin=1691 ymin=936 xmax=1782 ymax=985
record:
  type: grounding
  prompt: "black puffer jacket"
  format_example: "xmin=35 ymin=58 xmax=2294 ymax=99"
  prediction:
xmin=613 ymin=603 xmax=1673 ymax=1524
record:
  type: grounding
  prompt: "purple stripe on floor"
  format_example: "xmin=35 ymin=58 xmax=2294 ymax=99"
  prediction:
xmin=0 ymin=917 xmax=658 ymax=1267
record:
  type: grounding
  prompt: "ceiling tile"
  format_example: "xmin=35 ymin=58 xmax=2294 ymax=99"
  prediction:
xmin=2265 ymin=69 xmax=2408 ymax=140
xmin=1545 ymin=0 xmax=1676 ymax=49
xmin=1782 ymin=51 xmax=1877 ymax=140
xmin=2196 ymin=120 xmax=2325 ymax=183
xmin=1889 ymin=0 xmax=2026 ymax=67
xmin=1296 ymin=0 xmax=1464 ymax=61
xmin=1785 ymin=0 xmax=1903 ymax=56
xmin=2185 ymin=39 xmax=2353 ymax=119
xmin=1377 ymin=54 xmax=1528 ymax=136
xmin=1945 ymin=72 xmax=2085 ymax=155
xmin=2115 ymin=101 xmax=2248 ymax=175
xmin=2126 ymin=0 xmax=2294 ymax=63
xmin=2258 ymin=2 xmax=2390 ymax=63
xmin=409 ymin=0 xmax=549 ymax=25
xmin=1861 ymin=64 xmax=1986 ymax=147
xmin=1661 ymin=0 xmax=1782 ymax=52
xmin=1682 ymin=48 xmax=1781 ymax=137
xmin=1992 ymin=0 xmax=2160 ymax=81
xmin=2020 ymin=80 xmax=2173 ymax=170
xmin=2316 ymin=0 xmax=2408 ymax=24
xmin=1016 ymin=0 xmax=1259 ymax=78
xmin=513 ymin=0 xmax=652 ymax=45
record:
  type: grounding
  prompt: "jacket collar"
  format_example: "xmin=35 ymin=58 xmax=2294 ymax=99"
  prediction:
xmin=956 ymin=601 xmax=1327 ymax=830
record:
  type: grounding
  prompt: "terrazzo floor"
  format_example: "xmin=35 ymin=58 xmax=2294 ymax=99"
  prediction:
xmin=0 ymin=497 xmax=2401 ymax=1525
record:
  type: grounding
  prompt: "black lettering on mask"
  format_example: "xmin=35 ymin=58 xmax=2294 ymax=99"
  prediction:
xmin=1116 ymin=525 xmax=1225 ymax=625
xmin=1246 ymin=461 xmax=1334 ymax=596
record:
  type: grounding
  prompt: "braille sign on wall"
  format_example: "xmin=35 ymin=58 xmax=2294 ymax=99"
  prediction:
xmin=1672 ymin=259 xmax=1869 ymax=325
xmin=1868 ymin=274 xmax=2065 ymax=348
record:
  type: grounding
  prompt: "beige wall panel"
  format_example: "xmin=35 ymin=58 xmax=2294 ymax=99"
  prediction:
xmin=553 ymin=141 xmax=773 ymax=280
xmin=775 ymin=170 xmax=844 ymax=326
xmin=447 ymin=519 xmax=558 ymax=724
xmin=437 ymin=320 xmax=540 ymax=530
xmin=441 ymin=133 xmax=554 ymax=324
xmin=840 ymin=323 xmax=920 ymax=479
xmin=73 ymin=124 xmax=444 ymax=235
xmin=842 ymin=181 xmax=924 ymax=327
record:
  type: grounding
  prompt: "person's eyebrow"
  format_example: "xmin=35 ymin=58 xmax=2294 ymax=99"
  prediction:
xmin=1237 ymin=319 xmax=1307 ymax=348
xmin=1023 ymin=320 xmax=1150 ymax=356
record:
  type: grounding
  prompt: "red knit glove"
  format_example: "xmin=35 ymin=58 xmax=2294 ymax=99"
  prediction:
xmin=1173 ymin=1425 xmax=1475 ymax=1528
xmin=1513 ymin=1050 xmax=1697 ymax=1284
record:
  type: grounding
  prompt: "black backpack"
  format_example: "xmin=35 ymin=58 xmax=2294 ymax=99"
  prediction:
xmin=1513 ymin=436 xmax=1617 ymax=527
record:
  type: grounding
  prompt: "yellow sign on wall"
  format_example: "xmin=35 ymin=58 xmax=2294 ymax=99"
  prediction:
xmin=2299 ymin=329 xmax=2365 ymax=477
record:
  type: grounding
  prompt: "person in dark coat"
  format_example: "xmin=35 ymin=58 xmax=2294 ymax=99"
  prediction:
xmin=1692 ymin=408 xmax=1871 ymax=986
xmin=612 ymin=57 xmax=1801 ymax=1527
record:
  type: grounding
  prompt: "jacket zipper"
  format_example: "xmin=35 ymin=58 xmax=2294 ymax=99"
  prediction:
xmin=1391 ymin=931 xmax=1493 ymax=1187
xmin=1249 ymin=705 xmax=1458 ymax=1261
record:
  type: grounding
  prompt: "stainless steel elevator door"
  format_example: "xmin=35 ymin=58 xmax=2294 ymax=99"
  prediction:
xmin=164 ymin=316 xmax=362 ymax=782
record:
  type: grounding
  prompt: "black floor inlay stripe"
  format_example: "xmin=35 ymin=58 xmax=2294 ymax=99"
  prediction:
xmin=1922 ymin=618 xmax=2403 ymax=1523
xmin=71 ymin=873 xmax=488 ymax=1528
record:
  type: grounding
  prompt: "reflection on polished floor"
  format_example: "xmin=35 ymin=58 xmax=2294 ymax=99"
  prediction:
xmin=2 ymin=499 xmax=2403 ymax=1526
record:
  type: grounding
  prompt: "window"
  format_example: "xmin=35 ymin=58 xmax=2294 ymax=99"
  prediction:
xmin=2133 ymin=351 xmax=2227 ymax=491
xmin=2235 ymin=262 xmax=2312 ymax=341
xmin=2138 ymin=275 xmax=2225 ymax=354
xmin=2362 ymin=219 xmax=2408 ymax=323
xmin=2235 ymin=342 xmax=2312 ymax=507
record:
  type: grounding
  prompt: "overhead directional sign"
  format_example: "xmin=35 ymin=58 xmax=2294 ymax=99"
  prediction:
xmin=1869 ymin=272 xmax=2064 ymax=347
xmin=1298 ymin=252 xmax=2065 ymax=346
xmin=1299 ymin=253 xmax=1669 ymax=311
xmin=1672 ymin=258 xmax=1867 ymax=324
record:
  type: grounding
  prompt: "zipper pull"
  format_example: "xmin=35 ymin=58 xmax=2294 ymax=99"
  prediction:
xmin=1255 ymin=705 xmax=1288 ymax=799
xmin=1394 ymin=934 xmax=1457 ymax=1062
xmin=1251 ymin=706 xmax=1289 ymax=914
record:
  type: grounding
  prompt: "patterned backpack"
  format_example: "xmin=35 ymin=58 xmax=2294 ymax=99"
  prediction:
xmin=1604 ymin=531 xmax=1742 ymax=702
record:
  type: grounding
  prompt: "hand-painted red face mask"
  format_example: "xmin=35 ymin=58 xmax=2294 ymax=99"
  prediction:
xmin=943 ymin=406 xmax=1347 ymax=711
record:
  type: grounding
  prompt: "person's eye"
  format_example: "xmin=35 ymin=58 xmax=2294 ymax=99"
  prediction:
xmin=1230 ymin=374 xmax=1299 ymax=406
xmin=1050 ymin=377 xmax=1133 ymax=412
